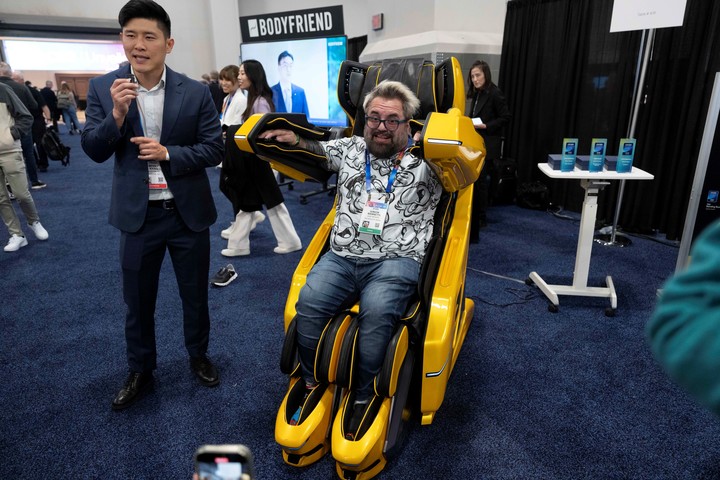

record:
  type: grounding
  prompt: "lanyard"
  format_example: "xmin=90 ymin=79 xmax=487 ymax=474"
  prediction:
xmin=220 ymin=92 xmax=234 ymax=120
xmin=364 ymin=138 xmax=413 ymax=194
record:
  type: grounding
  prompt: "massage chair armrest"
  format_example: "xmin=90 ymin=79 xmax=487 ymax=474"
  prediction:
xmin=234 ymin=113 xmax=334 ymax=183
xmin=415 ymin=108 xmax=487 ymax=192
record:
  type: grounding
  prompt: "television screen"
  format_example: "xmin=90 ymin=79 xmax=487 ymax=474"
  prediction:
xmin=240 ymin=36 xmax=347 ymax=127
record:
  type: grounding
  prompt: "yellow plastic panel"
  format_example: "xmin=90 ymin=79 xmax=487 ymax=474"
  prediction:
xmin=233 ymin=114 xmax=263 ymax=153
xmin=422 ymin=109 xmax=486 ymax=192
xmin=332 ymin=396 xmax=390 ymax=469
xmin=284 ymin=207 xmax=336 ymax=328
xmin=420 ymin=186 xmax=475 ymax=424
xmin=448 ymin=57 xmax=467 ymax=111
xmin=275 ymin=378 xmax=334 ymax=466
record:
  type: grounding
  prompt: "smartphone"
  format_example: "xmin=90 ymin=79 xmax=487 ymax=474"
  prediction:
xmin=194 ymin=444 xmax=254 ymax=480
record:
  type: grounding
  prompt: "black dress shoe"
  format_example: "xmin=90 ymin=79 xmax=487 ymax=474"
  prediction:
xmin=190 ymin=355 xmax=219 ymax=387
xmin=112 ymin=371 xmax=153 ymax=411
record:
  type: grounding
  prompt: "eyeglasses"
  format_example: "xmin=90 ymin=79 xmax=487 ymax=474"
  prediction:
xmin=365 ymin=115 xmax=407 ymax=131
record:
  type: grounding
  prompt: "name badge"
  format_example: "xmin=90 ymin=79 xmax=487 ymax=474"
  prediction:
xmin=148 ymin=162 xmax=167 ymax=190
xmin=359 ymin=193 xmax=388 ymax=235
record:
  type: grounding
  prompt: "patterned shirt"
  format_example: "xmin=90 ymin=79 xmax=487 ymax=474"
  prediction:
xmin=321 ymin=135 xmax=442 ymax=264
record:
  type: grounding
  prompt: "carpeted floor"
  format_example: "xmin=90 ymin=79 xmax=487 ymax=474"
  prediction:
xmin=1 ymin=128 xmax=719 ymax=479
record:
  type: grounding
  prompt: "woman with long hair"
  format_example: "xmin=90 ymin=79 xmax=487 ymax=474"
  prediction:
xmin=56 ymin=82 xmax=82 ymax=135
xmin=465 ymin=60 xmax=511 ymax=242
xmin=220 ymin=60 xmax=302 ymax=257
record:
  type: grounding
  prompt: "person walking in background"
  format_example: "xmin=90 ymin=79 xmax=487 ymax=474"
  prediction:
xmin=81 ymin=0 xmax=224 ymax=410
xmin=14 ymin=73 xmax=52 ymax=173
xmin=0 ymin=62 xmax=45 ymax=190
xmin=40 ymin=81 xmax=59 ymax=131
xmin=220 ymin=59 xmax=301 ymax=257
xmin=57 ymin=82 xmax=82 ymax=135
xmin=208 ymin=69 xmax=224 ymax=115
xmin=646 ymin=220 xmax=720 ymax=417
xmin=465 ymin=60 xmax=511 ymax=243
xmin=271 ymin=51 xmax=310 ymax=117
xmin=0 ymin=83 xmax=49 ymax=252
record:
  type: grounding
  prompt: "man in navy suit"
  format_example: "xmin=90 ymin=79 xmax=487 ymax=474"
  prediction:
xmin=271 ymin=51 xmax=310 ymax=117
xmin=81 ymin=0 xmax=224 ymax=410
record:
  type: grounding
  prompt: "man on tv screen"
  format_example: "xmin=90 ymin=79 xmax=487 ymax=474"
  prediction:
xmin=271 ymin=51 xmax=310 ymax=117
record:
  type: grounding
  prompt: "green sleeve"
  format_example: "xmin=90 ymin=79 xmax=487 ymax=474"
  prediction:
xmin=647 ymin=220 xmax=720 ymax=415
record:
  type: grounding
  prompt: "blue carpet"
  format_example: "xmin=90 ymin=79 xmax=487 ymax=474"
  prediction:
xmin=2 ymin=129 xmax=719 ymax=479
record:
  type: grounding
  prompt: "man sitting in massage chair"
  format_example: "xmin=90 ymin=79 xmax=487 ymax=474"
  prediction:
xmin=259 ymin=80 xmax=442 ymax=432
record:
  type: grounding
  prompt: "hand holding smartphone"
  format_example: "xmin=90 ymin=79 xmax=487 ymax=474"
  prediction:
xmin=194 ymin=444 xmax=254 ymax=480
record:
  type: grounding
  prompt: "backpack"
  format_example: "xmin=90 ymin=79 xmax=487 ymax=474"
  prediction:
xmin=516 ymin=181 xmax=549 ymax=210
xmin=41 ymin=128 xmax=70 ymax=166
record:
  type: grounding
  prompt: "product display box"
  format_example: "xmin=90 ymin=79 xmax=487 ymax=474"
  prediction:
xmin=576 ymin=154 xmax=604 ymax=172
xmin=616 ymin=138 xmax=636 ymax=173
xmin=575 ymin=155 xmax=592 ymax=170
xmin=548 ymin=154 xmax=566 ymax=170
xmin=604 ymin=155 xmax=618 ymax=171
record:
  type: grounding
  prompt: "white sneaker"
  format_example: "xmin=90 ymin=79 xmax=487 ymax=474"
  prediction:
xmin=274 ymin=244 xmax=302 ymax=254
xmin=221 ymin=248 xmax=250 ymax=257
xmin=29 ymin=221 xmax=49 ymax=241
xmin=220 ymin=222 xmax=234 ymax=240
xmin=4 ymin=234 xmax=28 ymax=252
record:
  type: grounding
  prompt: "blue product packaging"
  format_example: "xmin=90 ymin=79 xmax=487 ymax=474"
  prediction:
xmin=616 ymin=138 xmax=636 ymax=173
xmin=604 ymin=155 xmax=618 ymax=171
xmin=561 ymin=138 xmax=578 ymax=172
xmin=589 ymin=138 xmax=607 ymax=172
xmin=576 ymin=155 xmax=590 ymax=170
xmin=548 ymin=154 xmax=563 ymax=170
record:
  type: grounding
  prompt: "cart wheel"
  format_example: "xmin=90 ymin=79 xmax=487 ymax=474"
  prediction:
xmin=605 ymin=308 xmax=616 ymax=317
xmin=548 ymin=304 xmax=559 ymax=313
xmin=525 ymin=278 xmax=533 ymax=286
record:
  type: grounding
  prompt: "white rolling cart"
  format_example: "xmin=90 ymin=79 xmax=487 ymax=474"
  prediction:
xmin=526 ymin=163 xmax=654 ymax=316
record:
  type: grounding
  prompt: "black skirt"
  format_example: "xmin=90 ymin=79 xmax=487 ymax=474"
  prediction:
xmin=220 ymin=124 xmax=284 ymax=215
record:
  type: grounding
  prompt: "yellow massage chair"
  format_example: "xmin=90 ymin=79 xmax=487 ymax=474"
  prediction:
xmin=235 ymin=57 xmax=485 ymax=479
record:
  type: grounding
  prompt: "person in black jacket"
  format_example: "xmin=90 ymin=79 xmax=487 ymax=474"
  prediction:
xmin=466 ymin=60 xmax=511 ymax=242
xmin=40 ymin=81 xmax=59 ymax=131
xmin=15 ymin=74 xmax=51 ymax=172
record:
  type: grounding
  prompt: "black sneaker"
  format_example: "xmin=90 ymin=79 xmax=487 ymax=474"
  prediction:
xmin=31 ymin=181 xmax=47 ymax=190
xmin=210 ymin=264 xmax=237 ymax=287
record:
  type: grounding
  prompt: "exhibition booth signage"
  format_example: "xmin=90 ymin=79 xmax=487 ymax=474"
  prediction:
xmin=240 ymin=5 xmax=344 ymax=43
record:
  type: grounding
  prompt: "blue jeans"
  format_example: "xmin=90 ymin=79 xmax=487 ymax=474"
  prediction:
xmin=61 ymin=106 xmax=82 ymax=133
xmin=295 ymin=250 xmax=420 ymax=400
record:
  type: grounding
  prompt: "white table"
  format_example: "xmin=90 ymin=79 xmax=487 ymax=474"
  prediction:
xmin=527 ymin=163 xmax=654 ymax=315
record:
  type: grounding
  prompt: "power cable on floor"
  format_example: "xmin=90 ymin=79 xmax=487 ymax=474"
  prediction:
xmin=467 ymin=266 xmax=540 ymax=307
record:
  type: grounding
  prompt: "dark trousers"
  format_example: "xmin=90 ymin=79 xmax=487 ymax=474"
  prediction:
xmin=20 ymin=133 xmax=39 ymax=184
xmin=470 ymin=161 xmax=491 ymax=241
xmin=120 ymin=204 xmax=212 ymax=372
xmin=32 ymin=119 xmax=48 ymax=169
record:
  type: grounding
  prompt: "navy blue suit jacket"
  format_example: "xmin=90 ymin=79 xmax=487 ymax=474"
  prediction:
xmin=271 ymin=82 xmax=310 ymax=117
xmin=81 ymin=65 xmax=223 ymax=233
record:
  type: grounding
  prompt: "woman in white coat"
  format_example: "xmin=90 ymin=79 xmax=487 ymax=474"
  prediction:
xmin=217 ymin=65 xmax=265 ymax=239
